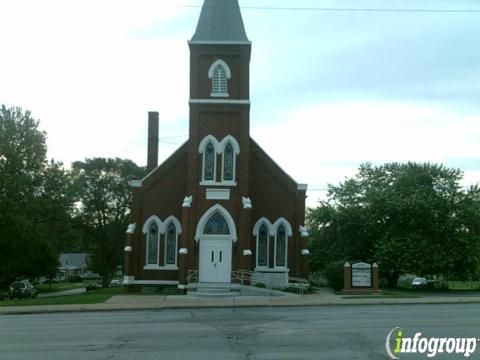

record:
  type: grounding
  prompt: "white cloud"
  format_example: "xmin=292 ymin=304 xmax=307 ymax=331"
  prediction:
xmin=252 ymin=101 xmax=480 ymax=206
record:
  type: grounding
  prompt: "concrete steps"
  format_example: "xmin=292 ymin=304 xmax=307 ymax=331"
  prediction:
xmin=188 ymin=282 xmax=241 ymax=298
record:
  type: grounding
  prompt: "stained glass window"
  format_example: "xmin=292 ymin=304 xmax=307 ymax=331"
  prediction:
xmin=223 ymin=143 xmax=234 ymax=181
xmin=147 ymin=222 xmax=158 ymax=265
xmin=166 ymin=223 xmax=176 ymax=265
xmin=276 ymin=225 xmax=287 ymax=267
xmin=258 ymin=224 xmax=268 ymax=267
xmin=204 ymin=212 xmax=230 ymax=235
xmin=204 ymin=143 xmax=215 ymax=181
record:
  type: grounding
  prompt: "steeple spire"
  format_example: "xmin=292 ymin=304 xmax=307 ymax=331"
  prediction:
xmin=191 ymin=0 xmax=249 ymax=43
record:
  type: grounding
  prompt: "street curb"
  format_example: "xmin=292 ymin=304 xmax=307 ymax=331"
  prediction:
xmin=1 ymin=297 xmax=480 ymax=316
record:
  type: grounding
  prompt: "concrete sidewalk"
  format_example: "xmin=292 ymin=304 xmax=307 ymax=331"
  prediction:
xmin=1 ymin=288 xmax=480 ymax=315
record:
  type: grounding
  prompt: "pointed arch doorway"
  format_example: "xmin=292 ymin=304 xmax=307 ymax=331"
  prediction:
xmin=196 ymin=205 xmax=237 ymax=283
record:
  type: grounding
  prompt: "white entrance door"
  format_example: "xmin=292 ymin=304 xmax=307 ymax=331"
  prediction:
xmin=199 ymin=238 xmax=232 ymax=283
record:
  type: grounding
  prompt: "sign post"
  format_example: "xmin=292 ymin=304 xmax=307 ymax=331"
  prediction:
xmin=343 ymin=261 xmax=379 ymax=293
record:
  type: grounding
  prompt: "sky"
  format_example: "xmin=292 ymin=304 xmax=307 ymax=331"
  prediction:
xmin=1 ymin=0 xmax=479 ymax=208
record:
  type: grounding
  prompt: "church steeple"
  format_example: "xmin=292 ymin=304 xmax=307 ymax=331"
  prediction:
xmin=191 ymin=0 xmax=250 ymax=44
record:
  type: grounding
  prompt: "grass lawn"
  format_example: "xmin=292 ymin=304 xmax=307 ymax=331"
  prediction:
xmin=36 ymin=282 xmax=86 ymax=294
xmin=1 ymin=287 xmax=123 ymax=307
xmin=447 ymin=281 xmax=480 ymax=290
xmin=342 ymin=291 xmax=421 ymax=299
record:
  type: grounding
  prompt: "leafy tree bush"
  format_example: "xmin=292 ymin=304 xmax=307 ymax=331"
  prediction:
xmin=324 ymin=260 xmax=346 ymax=291
xmin=72 ymin=158 xmax=145 ymax=287
xmin=309 ymin=162 xmax=480 ymax=287
xmin=0 ymin=105 xmax=77 ymax=284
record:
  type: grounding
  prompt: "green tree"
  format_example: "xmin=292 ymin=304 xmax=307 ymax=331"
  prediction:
xmin=72 ymin=158 xmax=145 ymax=287
xmin=308 ymin=162 xmax=480 ymax=287
xmin=0 ymin=105 xmax=76 ymax=286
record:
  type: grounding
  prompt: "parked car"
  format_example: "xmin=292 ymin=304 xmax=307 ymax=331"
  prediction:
xmin=81 ymin=272 xmax=102 ymax=280
xmin=110 ymin=279 xmax=122 ymax=287
xmin=9 ymin=280 xmax=38 ymax=299
xmin=411 ymin=277 xmax=428 ymax=288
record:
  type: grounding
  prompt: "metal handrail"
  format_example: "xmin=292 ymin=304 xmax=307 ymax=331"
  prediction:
xmin=186 ymin=270 xmax=198 ymax=284
xmin=232 ymin=269 xmax=253 ymax=286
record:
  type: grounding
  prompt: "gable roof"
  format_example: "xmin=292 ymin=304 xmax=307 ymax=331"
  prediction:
xmin=132 ymin=141 xmax=189 ymax=188
xmin=190 ymin=0 xmax=250 ymax=44
xmin=250 ymin=138 xmax=306 ymax=192
xmin=59 ymin=253 xmax=87 ymax=269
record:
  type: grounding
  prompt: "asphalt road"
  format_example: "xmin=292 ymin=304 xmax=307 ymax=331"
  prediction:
xmin=1 ymin=304 xmax=480 ymax=360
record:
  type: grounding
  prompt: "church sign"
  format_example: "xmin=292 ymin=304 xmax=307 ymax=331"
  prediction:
xmin=351 ymin=262 xmax=372 ymax=288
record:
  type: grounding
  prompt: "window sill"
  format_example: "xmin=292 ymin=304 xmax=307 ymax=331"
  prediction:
xmin=210 ymin=93 xmax=229 ymax=98
xmin=200 ymin=181 xmax=237 ymax=187
xmin=254 ymin=267 xmax=290 ymax=273
xmin=143 ymin=265 xmax=179 ymax=271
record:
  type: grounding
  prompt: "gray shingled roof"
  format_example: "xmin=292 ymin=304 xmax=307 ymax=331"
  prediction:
xmin=191 ymin=0 xmax=249 ymax=43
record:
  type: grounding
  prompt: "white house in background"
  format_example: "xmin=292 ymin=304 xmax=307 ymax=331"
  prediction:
xmin=59 ymin=253 xmax=87 ymax=278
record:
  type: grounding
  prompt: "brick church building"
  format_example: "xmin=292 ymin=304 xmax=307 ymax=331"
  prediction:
xmin=124 ymin=0 xmax=309 ymax=291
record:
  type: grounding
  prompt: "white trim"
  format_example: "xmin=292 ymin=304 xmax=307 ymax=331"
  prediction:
xmin=198 ymin=135 xmax=240 ymax=155
xmin=208 ymin=59 xmax=232 ymax=79
xmin=188 ymin=40 xmax=252 ymax=45
xmin=252 ymin=217 xmax=273 ymax=236
xmin=123 ymin=276 xmax=135 ymax=284
xmin=164 ymin=215 xmax=182 ymax=234
xmin=242 ymin=197 xmax=252 ymax=209
xmin=219 ymin=135 xmax=240 ymax=155
xmin=132 ymin=280 xmax=179 ymax=285
xmin=131 ymin=180 xmax=142 ymax=188
xmin=143 ymin=265 xmax=179 ymax=271
xmin=195 ymin=204 xmax=237 ymax=242
xmin=273 ymin=217 xmax=293 ymax=236
xmin=126 ymin=223 xmax=136 ymax=234
xmin=299 ymin=225 xmax=309 ymax=237
xmin=206 ymin=188 xmax=230 ymax=200
xmin=142 ymin=215 xmax=164 ymax=234
xmin=198 ymin=135 xmax=221 ymax=154
xmin=254 ymin=268 xmax=290 ymax=273
xmin=297 ymin=184 xmax=308 ymax=191
xmin=189 ymin=99 xmax=250 ymax=105
xmin=210 ymin=92 xmax=229 ymax=98
xmin=208 ymin=59 xmax=231 ymax=98
xmin=200 ymin=180 xmax=237 ymax=187
xmin=182 ymin=195 xmax=193 ymax=208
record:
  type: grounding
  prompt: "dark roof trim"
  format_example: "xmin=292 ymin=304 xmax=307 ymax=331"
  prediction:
xmin=191 ymin=0 xmax=249 ymax=43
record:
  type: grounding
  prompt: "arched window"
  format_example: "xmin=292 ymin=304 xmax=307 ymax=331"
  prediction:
xmin=204 ymin=212 xmax=230 ymax=235
xmin=222 ymin=143 xmax=234 ymax=181
xmin=146 ymin=222 xmax=159 ymax=265
xmin=275 ymin=225 xmax=287 ymax=267
xmin=165 ymin=223 xmax=177 ymax=265
xmin=212 ymin=64 xmax=227 ymax=95
xmin=257 ymin=224 xmax=269 ymax=267
xmin=208 ymin=60 xmax=231 ymax=98
xmin=203 ymin=142 xmax=215 ymax=181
